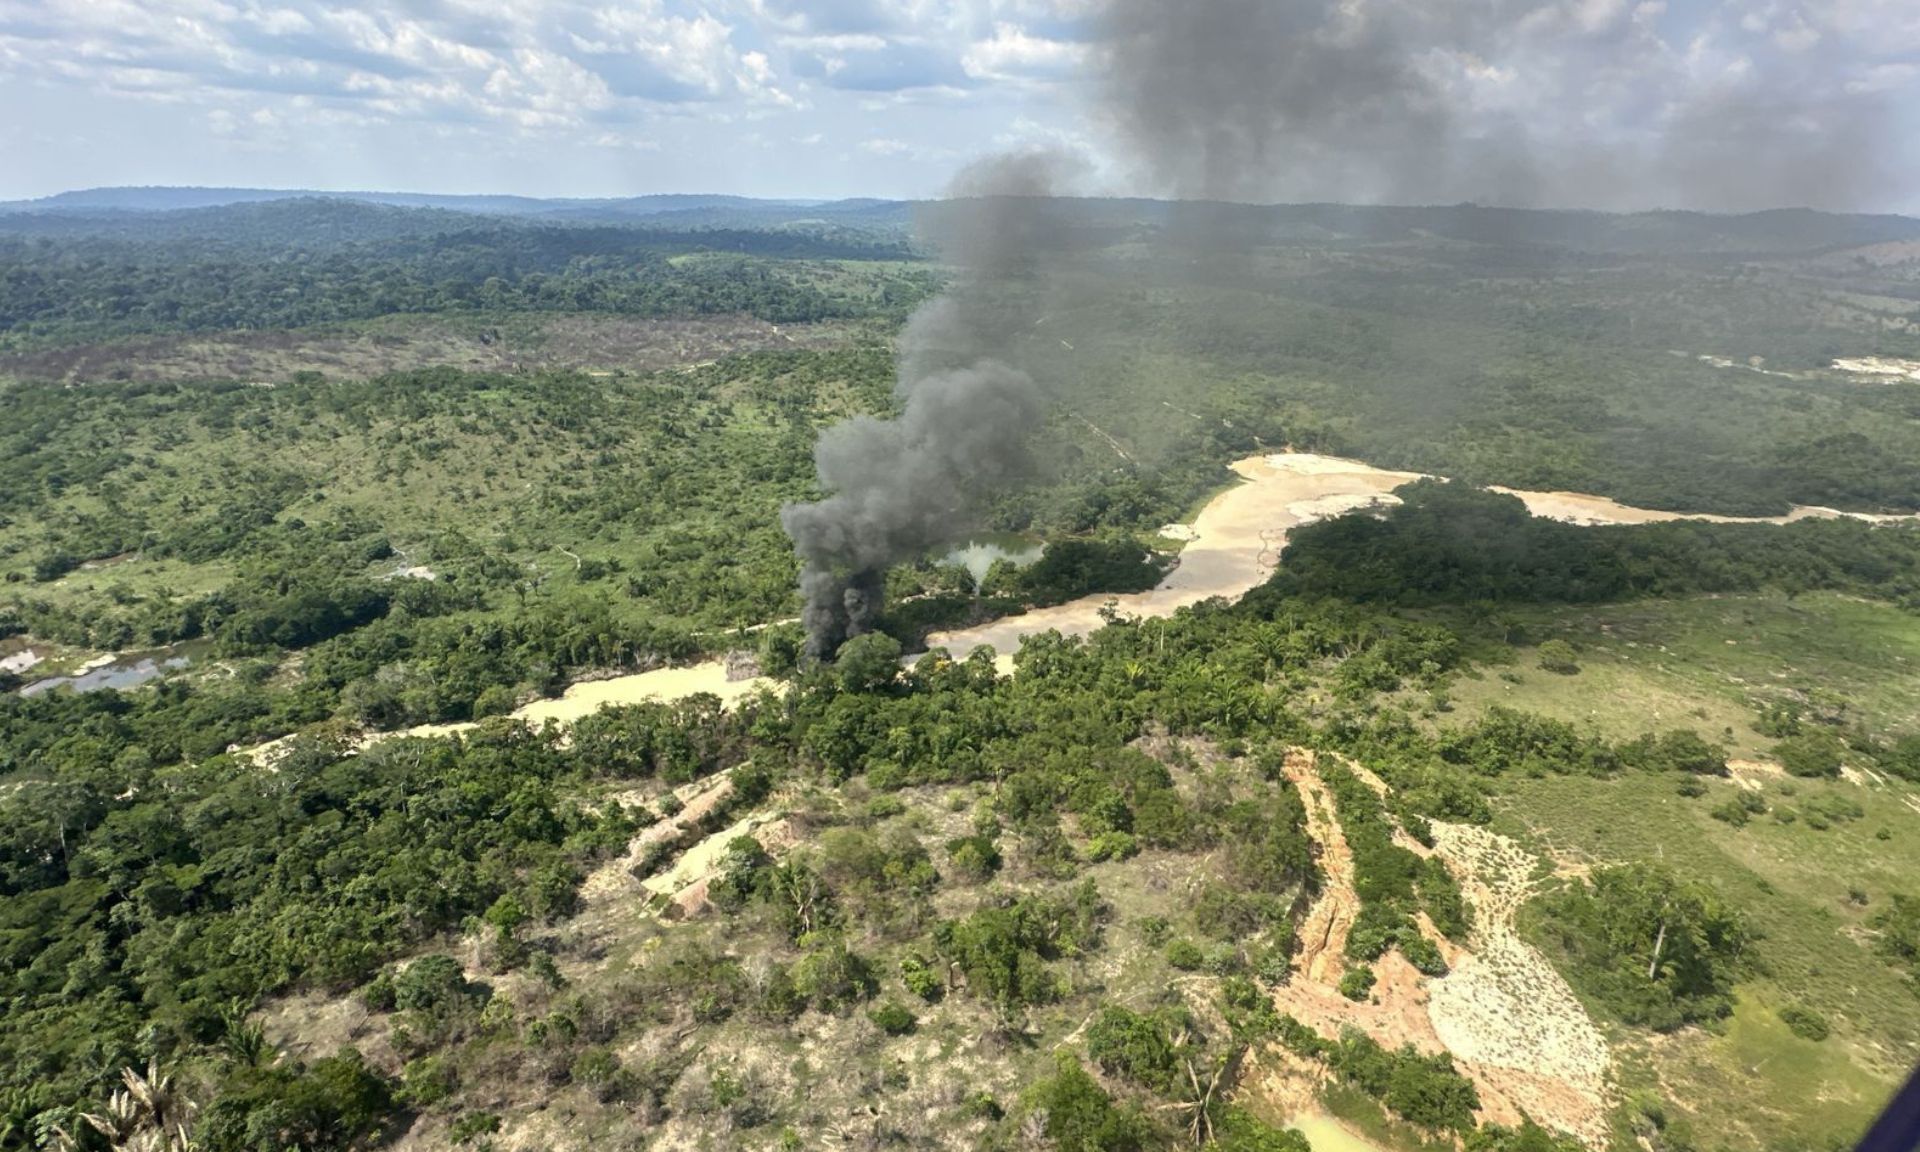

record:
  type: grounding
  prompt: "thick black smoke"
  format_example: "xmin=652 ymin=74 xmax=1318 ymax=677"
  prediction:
xmin=781 ymin=153 xmax=1072 ymax=659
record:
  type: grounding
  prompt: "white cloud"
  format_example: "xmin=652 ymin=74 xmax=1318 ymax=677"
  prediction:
xmin=960 ymin=21 xmax=1085 ymax=81
xmin=0 ymin=0 xmax=1912 ymax=206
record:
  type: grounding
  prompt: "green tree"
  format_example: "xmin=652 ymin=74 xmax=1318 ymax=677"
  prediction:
xmin=834 ymin=631 xmax=904 ymax=693
xmin=1774 ymin=730 xmax=1845 ymax=779
xmin=1023 ymin=1056 xmax=1153 ymax=1152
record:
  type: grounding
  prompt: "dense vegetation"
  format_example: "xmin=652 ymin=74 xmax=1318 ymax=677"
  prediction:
xmin=1526 ymin=863 xmax=1753 ymax=1031
xmin=0 ymin=201 xmax=930 ymax=347
xmin=1320 ymin=760 xmax=1469 ymax=976
xmin=5 ymin=196 xmax=1920 ymax=1151
xmin=1265 ymin=480 xmax=1920 ymax=610
xmin=9 ymin=551 xmax=1911 ymax=1147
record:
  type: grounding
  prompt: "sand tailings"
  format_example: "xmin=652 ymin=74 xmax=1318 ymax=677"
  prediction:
xmin=1261 ymin=750 xmax=1613 ymax=1147
xmin=925 ymin=453 xmax=1420 ymax=662
xmin=927 ymin=450 xmax=1917 ymax=664
xmin=237 ymin=662 xmax=775 ymax=766
xmin=1427 ymin=822 xmax=1613 ymax=1147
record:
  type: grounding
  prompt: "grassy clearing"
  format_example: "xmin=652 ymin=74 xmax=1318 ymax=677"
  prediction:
xmin=1443 ymin=593 xmax=1920 ymax=754
xmin=1498 ymin=768 xmax=1920 ymax=1147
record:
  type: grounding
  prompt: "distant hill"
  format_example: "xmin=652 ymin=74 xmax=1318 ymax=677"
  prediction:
xmin=0 ymin=186 xmax=818 ymax=218
xmin=3 ymin=187 xmax=1917 ymax=258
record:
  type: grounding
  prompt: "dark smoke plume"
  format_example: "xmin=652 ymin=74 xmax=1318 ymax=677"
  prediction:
xmin=784 ymin=1 xmax=1902 ymax=660
xmin=1094 ymin=0 xmax=1894 ymax=212
xmin=780 ymin=153 xmax=1073 ymax=659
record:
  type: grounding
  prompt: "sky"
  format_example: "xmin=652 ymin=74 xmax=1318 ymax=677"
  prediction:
xmin=0 ymin=0 xmax=1915 ymax=211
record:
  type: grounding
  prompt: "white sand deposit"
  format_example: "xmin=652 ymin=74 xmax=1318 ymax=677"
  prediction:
xmin=1426 ymin=823 xmax=1612 ymax=1146
xmin=925 ymin=453 xmax=1422 ymax=661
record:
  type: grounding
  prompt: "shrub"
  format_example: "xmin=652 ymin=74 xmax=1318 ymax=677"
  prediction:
xmin=934 ymin=883 xmax=1105 ymax=1016
xmin=899 ymin=954 xmax=946 ymax=1002
xmin=868 ymin=1001 xmax=918 ymax=1036
xmin=1085 ymin=830 xmax=1140 ymax=862
xmin=394 ymin=955 xmax=477 ymax=1018
xmin=1166 ymin=938 xmax=1205 ymax=971
xmin=1624 ymin=729 xmax=1728 ymax=776
xmin=945 ymin=833 xmax=1002 ymax=880
xmin=451 ymin=1113 xmax=502 ymax=1144
xmin=1326 ymin=1029 xmax=1479 ymax=1132
xmin=1537 ymin=639 xmax=1580 ymax=675
xmin=400 ymin=1055 xmax=457 ymax=1107
xmin=1339 ymin=965 xmax=1377 ymax=1001
xmin=1779 ymin=1004 xmax=1830 ymax=1042
xmin=1085 ymin=1006 xmax=1181 ymax=1093
xmin=361 ymin=970 xmax=398 ymax=1013
xmin=1400 ymin=935 xmax=1450 ymax=977
xmin=1215 ymin=1108 xmax=1312 ymax=1152
xmin=1872 ymin=894 xmax=1920 ymax=982
xmin=792 ymin=938 xmax=878 ymax=1012
xmin=1023 ymin=1056 xmax=1153 ymax=1152
xmin=1774 ymin=730 xmax=1845 ymax=779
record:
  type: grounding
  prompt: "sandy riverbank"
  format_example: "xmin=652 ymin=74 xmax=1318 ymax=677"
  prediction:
xmin=244 ymin=449 xmax=1915 ymax=759
xmin=925 ymin=453 xmax=1420 ymax=661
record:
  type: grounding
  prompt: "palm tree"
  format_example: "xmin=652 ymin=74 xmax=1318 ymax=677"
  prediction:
xmin=52 ymin=1061 xmax=199 ymax=1152
xmin=1153 ymin=1033 xmax=1239 ymax=1147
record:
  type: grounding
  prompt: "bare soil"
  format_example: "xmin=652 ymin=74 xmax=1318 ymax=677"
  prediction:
xmin=1427 ymin=823 xmax=1613 ymax=1146
xmin=1264 ymin=748 xmax=1614 ymax=1146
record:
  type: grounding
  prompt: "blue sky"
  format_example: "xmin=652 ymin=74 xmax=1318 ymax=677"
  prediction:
xmin=0 ymin=0 xmax=1915 ymax=211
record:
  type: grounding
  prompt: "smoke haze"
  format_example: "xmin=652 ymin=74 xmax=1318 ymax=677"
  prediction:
xmin=1094 ymin=0 xmax=1892 ymax=212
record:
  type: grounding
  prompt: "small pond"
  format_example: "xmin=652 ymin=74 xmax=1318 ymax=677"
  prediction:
xmin=941 ymin=533 xmax=1045 ymax=586
xmin=19 ymin=645 xmax=199 ymax=697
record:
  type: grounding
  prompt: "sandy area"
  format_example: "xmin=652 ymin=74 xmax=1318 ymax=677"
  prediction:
xmin=1262 ymin=749 xmax=1611 ymax=1146
xmin=0 ymin=649 xmax=43 ymax=675
xmin=579 ymin=777 xmax=735 ymax=907
xmin=229 ymin=449 xmax=1912 ymax=761
xmin=642 ymin=812 xmax=794 ymax=916
xmin=1728 ymin=757 xmax=1788 ymax=792
xmin=1427 ymin=823 xmax=1612 ymax=1146
xmin=1495 ymin=486 xmax=1919 ymax=528
xmin=926 ymin=454 xmax=1420 ymax=661
xmin=233 ymin=661 xmax=773 ymax=765
xmin=929 ymin=449 xmax=1914 ymax=664
xmin=513 ymin=662 xmax=770 ymax=727
xmin=1834 ymin=356 xmax=1920 ymax=383
xmin=1283 ymin=750 xmax=1360 ymax=985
